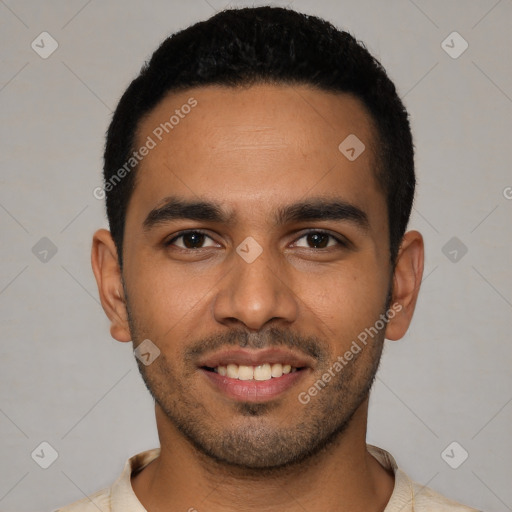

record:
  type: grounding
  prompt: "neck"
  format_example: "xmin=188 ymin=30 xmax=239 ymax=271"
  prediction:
xmin=131 ymin=399 xmax=394 ymax=512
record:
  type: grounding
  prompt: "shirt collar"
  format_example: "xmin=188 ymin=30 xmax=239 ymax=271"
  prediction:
xmin=367 ymin=444 xmax=415 ymax=512
xmin=110 ymin=447 xmax=160 ymax=510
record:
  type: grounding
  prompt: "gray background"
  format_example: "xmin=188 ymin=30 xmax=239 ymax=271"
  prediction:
xmin=1 ymin=0 xmax=511 ymax=510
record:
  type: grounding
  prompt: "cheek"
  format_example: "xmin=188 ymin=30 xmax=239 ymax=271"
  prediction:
xmin=125 ymin=255 xmax=217 ymax=335
xmin=299 ymin=260 xmax=389 ymax=338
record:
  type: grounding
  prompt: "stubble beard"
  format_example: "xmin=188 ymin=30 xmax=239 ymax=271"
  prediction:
xmin=125 ymin=291 xmax=388 ymax=472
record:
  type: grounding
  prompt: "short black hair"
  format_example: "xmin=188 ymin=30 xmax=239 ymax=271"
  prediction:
xmin=103 ymin=6 xmax=415 ymax=269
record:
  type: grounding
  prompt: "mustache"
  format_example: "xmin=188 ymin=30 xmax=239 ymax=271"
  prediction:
xmin=184 ymin=326 xmax=329 ymax=364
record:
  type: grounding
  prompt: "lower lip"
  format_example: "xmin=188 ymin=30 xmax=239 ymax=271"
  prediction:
xmin=200 ymin=368 xmax=308 ymax=402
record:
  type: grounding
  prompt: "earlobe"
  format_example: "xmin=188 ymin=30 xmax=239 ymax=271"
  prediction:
xmin=91 ymin=229 xmax=132 ymax=343
xmin=385 ymin=230 xmax=424 ymax=341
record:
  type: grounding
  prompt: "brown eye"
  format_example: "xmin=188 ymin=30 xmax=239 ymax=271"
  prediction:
xmin=294 ymin=231 xmax=346 ymax=249
xmin=166 ymin=231 xmax=218 ymax=249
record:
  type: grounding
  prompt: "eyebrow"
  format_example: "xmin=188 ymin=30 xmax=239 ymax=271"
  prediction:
xmin=143 ymin=195 xmax=370 ymax=232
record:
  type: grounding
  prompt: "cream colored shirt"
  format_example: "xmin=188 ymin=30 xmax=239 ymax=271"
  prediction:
xmin=54 ymin=445 xmax=479 ymax=511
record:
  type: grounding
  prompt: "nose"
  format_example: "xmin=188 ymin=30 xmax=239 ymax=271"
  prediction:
xmin=212 ymin=241 xmax=299 ymax=331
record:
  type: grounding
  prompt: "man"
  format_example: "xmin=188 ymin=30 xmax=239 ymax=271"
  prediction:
xmin=56 ymin=6 xmax=479 ymax=512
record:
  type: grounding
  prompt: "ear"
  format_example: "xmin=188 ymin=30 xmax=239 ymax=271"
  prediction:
xmin=385 ymin=230 xmax=424 ymax=341
xmin=91 ymin=229 xmax=131 ymax=342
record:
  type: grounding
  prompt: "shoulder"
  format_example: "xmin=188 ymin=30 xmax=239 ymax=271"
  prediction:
xmin=51 ymin=447 xmax=160 ymax=511
xmin=411 ymin=479 xmax=481 ymax=511
xmin=52 ymin=486 xmax=111 ymax=512
xmin=367 ymin=445 xmax=480 ymax=512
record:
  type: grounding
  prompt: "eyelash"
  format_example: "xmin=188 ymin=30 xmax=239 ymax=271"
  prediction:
xmin=164 ymin=229 xmax=348 ymax=250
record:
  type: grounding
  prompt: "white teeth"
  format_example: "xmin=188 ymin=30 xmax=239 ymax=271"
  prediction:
xmin=254 ymin=363 xmax=272 ymax=381
xmin=226 ymin=364 xmax=239 ymax=378
xmin=238 ymin=365 xmax=254 ymax=380
xmin=212 ymin=362 xmax=299 ymax=380
xmin=271 ymin=363 xmax=283 ymax=377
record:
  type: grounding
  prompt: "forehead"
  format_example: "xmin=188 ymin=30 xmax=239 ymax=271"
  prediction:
xmin=129 ymin=83 xmax=384 ymax=228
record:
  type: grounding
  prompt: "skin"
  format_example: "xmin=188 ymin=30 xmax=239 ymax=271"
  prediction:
xmin=91 ymin=84 xmax=424 ymax=512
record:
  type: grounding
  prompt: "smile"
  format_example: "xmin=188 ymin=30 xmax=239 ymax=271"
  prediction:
xmin=204 ymin=363 xmax=300 ymax=381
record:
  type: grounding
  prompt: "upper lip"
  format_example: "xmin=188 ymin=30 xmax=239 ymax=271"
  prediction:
xmin=197 ymin=348 xmax=314 ymax=369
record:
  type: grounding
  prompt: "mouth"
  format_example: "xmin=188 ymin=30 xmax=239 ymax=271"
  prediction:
xmin=202 ymin=362 xmax=301 ymax=380
xmin=197 ymin=348 xmax=312 ymax=402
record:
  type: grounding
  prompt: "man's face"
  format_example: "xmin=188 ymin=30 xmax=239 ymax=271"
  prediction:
xmin=121 ymin=84 xmax=392 ymax=469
